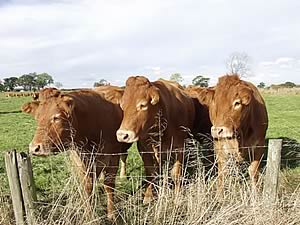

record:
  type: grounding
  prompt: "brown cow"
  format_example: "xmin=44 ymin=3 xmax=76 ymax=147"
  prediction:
xmin=31 ymin=87 xmax=59 ymax=100
xmin=94 ymin=85 xmax=124 ymax=105
xmin=93 ymin=85 xmax=127 ymax=178
xmin=204 ymin=75 xmax=268 ymax=191
xmin=116 ymin=76 xmax=196 ymax=203
xmin=184 ymin=86 xmax=215 ymax=172
xmin=22 ymin=88 xmax=131 ymax=220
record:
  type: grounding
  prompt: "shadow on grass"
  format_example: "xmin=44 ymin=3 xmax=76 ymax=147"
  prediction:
xmin=0 ymin=110 xmax=22 ymax=115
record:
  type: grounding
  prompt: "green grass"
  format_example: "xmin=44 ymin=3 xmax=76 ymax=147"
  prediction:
xmin=0 ymin=92 xmax=299 ymax=201
xmin=264 ymin=94 xmax=300 ymax=141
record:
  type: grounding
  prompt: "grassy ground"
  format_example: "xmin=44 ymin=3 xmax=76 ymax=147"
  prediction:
xmin=0 ymin=92 xmax=299 ymax=224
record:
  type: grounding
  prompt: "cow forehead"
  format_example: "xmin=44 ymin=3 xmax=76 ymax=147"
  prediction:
xmin=215 ymin=84 xmax=248 ymax=101
xmin=35 ymin=99 xmax=67 ymax=119
xmin=126 ymin=76 xmax=150 ymax=87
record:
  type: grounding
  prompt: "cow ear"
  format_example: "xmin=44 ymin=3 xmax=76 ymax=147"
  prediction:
xmin=241 ymin=95 xmax=251 ymax=105
xmin=21 ymin=101 xmax=40 ymax=116
xmin=149 ymin=86 xmax=160 ymax=105
xmin=204 ymin=88 xmax=215 ymax=105
xmin=110 ymin=89 xmax=124 ymax=104
xmin=61 ymin=95 xmax=75 ymax=116
xmin=240 ymin=88 xmax=252 ymax=105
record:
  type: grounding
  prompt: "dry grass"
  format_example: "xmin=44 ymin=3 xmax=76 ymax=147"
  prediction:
xmin=259 ymin=87 xmax=300 ymax=95
xmin=1 ymin=151 xmax=299 ymax=225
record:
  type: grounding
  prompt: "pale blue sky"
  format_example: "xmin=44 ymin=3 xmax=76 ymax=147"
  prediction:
xmin=0 ymin=0 xmax=299 ymax=88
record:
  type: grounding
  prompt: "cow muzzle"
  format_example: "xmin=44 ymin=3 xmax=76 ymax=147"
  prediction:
xmin=116 ymin=129 xmax=139 ymax=143
xmin=29 ymin=142 xmax=49 ymax=156
xmin=211 ymin=126 xmax=234 ymax=140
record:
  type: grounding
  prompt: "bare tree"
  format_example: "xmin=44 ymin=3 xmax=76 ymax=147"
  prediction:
xmin=170 ymin=73 xmax=183 ymax=84
xmin=226 ymin=52 xmax=252 ymax=77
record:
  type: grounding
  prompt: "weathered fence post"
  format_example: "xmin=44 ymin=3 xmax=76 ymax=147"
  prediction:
xmin=17 ymin=152 xmax=37 ymax=225
xmin=263 ymin=139 xmax=282 ymax=205
xmin=5 ymin=150 xmax=37 ymax=225
xmin=5 ymin=150 xmax=26 ymax=225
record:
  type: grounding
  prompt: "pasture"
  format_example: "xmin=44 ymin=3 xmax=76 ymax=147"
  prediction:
xmin=0 ymin=91 xmax=299 ymax=224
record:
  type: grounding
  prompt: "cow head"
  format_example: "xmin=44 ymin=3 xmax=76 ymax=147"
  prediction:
xmin=209 ymin=75 xmax=253 ymax=140
xmin=116 ymin=76 xmax=160 ymax=143
xmin=22 ymin=89 xmax=77 ymax=156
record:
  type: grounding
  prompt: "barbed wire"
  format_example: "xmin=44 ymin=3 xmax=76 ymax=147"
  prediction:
xmin=57 ymin=143 xmax=300 ymax=157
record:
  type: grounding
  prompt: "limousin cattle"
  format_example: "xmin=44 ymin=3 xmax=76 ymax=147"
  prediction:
xmin=21 ymin=88 xmax=131 ymax=220
xmin=94 ymin=85 xmax=124 ymax=105
xmin=184 ymin=86 xmax=215 ymax=172
xmin=203 ymin=75 xmax=268 ymax=191
xmin=5 ymin=91 xmax=38 ymax=98
xmin=93 ymin=85 xmax=127 ymax=177
xmin=31 ymin=87 xmax=59 ymax=100
xmin=116 ymin=76 xmax=196 ymax=203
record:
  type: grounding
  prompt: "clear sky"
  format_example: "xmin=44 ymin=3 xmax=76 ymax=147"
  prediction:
xmin=0 ymin=0 xmax=299 ymax=88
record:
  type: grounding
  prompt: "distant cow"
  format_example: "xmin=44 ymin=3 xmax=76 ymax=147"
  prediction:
xmin=22 ymin=88 xmax=131 ymax=220
xmin=115 ymin=76 xmax=196 ymax=203
xmin=203 ymin=75 xmax=268 ymax=191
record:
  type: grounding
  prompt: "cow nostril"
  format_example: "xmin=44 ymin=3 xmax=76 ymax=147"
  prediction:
xmin=218 ymin=128 xmax=223 ymax=135
xmin=34 ymin=145 xmax=41 ymax=153
xmin=123 ymin=133 xmax=129 ymax=140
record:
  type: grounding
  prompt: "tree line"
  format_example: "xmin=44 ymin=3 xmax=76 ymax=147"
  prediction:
xmin=94 ymin=74 xmax=210 ymax=88
xmin=0 ymin=73 xmax=62 ymax=92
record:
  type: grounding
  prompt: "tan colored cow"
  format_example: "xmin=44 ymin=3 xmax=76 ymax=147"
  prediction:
xmin=93 ymin=85 xmax=128 ymax=177
xmin=115 ymin=76 xmax=196 ymax=203
xmin=203 ymin=74 xmax=268 ymax=191
xmin=22 ymin=88 xmax=131 ymax=220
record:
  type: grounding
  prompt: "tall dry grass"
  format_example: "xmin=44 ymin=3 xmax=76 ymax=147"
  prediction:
xmin=1 ymin=149 xmax=299 ymax=225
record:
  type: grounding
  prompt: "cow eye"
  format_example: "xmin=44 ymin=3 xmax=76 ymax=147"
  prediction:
xmin=137 ymin=102 xmax=148 ymax=111
xmin=233 ymin=100 xmax=241 ymax=109
xmin=51 ymin=114 xmax=61 ymax=122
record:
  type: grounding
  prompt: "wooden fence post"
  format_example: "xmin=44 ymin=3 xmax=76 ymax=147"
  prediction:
xmin=5 ymin=150 xmax=26 ymax=225
xmin=5 ymin=150 xmax=37 ymax=225
xmin=263 ymin=139 xmax=282 ymax=205
xmin=17 ymin=152 xmax=37 ymax=225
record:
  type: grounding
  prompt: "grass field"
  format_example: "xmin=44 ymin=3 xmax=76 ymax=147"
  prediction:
xmin=0 ymin=92 xmax=299 ymax=224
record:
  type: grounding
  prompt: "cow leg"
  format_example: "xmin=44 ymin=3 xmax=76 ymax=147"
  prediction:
xmin=214 ymin=141 xmax=226 ymax=195
xmin=69 ymin=151 xmax=95 ymax=214
xmin=248 ymin=144 xmax=264 ymax=192
xmin=171 ymin=153 xmax=183 ymax=195
xmin=103 ymin=155 xmax=120 ymax=222
xmin=142 ymin=153 xmax=157 ymax=204
xmin=119 ymin=154 xmax=127 ymax=178
xmin=138 ymin=142 xmax=157 ymax=204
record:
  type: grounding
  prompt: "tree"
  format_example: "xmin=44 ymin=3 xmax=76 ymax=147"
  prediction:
xmin=0 ymin=80 xmax=5 ymax=92
xmin=257 ymin=82 xmax=266 ymax=89
xmin=192 ymin=75 xmax=210 ymax=87
xmin=35 ymin=73 xmax=54 ymax=90
xmin=226 ymin=52 xmax=252 ymax=77
xmin=170 ymin=73 xmax=183 ymax=83
xmin=54 ymin=82 xmax=63 ymax=89
xmin=18 ymin=73 xmax=36 ymax=91
xmin=3 ymin=77 xmax=18 ymax=91
xmin=283 ymin=81 xmax=296 ymax=88
xmin=94 ymin=79 xmax=109 ymax=87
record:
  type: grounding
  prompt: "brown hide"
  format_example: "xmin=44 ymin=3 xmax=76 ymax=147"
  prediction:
xmin=21 ymin=88 xmax=130 ymax=220
xmin=208 ymin=74 xmax=268 ymax=190
xmin=94 ymin=85 xmax=124 ymax=104
xmin=116 ymin=76 xmax=196 ymax=203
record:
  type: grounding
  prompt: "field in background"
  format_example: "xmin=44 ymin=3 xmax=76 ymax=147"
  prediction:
xmin=0 ymin=91 xmax=299 ymax=224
